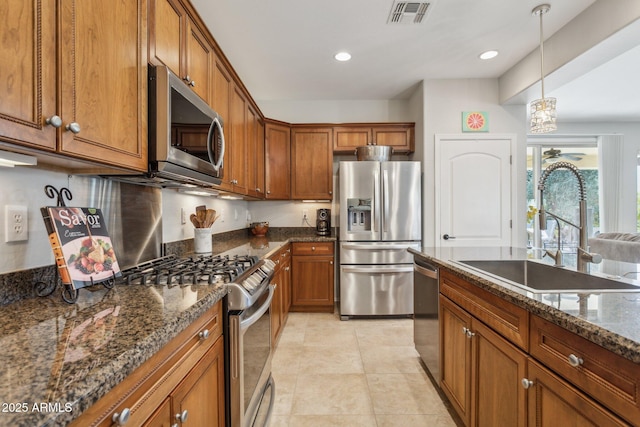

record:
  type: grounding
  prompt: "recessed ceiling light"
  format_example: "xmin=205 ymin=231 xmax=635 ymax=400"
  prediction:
xmin=479 ymin=50 xmax=499 ymax=60
xmin=334 ymin=52 xmax=352 ymax=62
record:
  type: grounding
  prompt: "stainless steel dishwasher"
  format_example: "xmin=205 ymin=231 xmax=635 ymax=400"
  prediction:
xmin=413 ymin=259 xmax=440 ymax=382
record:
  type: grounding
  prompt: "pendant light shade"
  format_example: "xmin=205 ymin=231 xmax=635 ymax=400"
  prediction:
xmin=530 ymin=4 xmax=557 ymax=134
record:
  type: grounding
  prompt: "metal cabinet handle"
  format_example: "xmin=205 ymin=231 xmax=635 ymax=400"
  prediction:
xmin=462 ymin=327 xmax=474 ymax=338
xmin=112 ymin=408 xmax=131 ymax=425
xmin=311 ymin=246 xmax=316 ymax=251
xmin=443 ymin=234 xmax=456 ymax=240
xmin=65 ymin=122 xmax=81 ymax=134
xmin=45 ymin=115 xmax=62 ymax=128
xmin=568 ymin=354 xmax=584 ymax=367
xmin=256 ymin=187 xmax=261 ymax=192
xmin=175 ymin=410 xmax=188 ymax=423
xmin=285 ymin=266 xmax=290 ymax=271
xmin=183 ymin=75 xmax=191 ymax=83
xmin=189 ymin=80 xmax=195 ymax=87
xmin=199 ymin=329 xmax=210 ymax=340
xmin=521 ymin=378 xmax=534 ymax=389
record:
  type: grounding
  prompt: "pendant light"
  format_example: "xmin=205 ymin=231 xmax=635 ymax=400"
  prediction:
xmin=530 ymin=4 xmax=557 ymax=134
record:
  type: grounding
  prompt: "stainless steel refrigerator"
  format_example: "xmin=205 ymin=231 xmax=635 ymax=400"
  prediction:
xmin=339 ymin=161 xmax=421 ymax=319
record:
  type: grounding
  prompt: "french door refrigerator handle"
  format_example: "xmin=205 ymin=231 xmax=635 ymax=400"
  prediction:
xmin=372 ymin=169 xmax=380 ymax=233
xmin=341 ymin=266 xmax=414 ymax=274
xmin=341 ymin=243 xmax=415 ymax=251
xmin=383 ymin=169 xmax=389 ymax=233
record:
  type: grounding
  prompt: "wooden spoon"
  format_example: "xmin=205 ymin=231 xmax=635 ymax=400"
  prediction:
xmin=204 ymin=209 xmax=216 ymax=227
xmin=190 ymin=213 xmax=201 ymax=228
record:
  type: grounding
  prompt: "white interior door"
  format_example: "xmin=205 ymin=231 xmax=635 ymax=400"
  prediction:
xmin=435 ymin=135 xmax=513 ymax=247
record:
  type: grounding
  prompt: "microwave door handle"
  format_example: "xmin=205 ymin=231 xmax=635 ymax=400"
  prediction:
xmin=208 ymin=117 xmax=225 ymax=172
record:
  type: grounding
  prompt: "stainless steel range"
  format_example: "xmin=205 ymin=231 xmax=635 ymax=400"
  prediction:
xmin=119 ymin=253 xmax=277 ymax=427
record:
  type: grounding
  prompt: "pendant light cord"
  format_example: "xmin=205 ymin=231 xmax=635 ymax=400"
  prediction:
xmin=539 ymin=8 xmax=546 ymax=100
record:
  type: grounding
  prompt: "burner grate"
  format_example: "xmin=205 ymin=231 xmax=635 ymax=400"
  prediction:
xmin=119 ymin=254 xmax=260 ymax=287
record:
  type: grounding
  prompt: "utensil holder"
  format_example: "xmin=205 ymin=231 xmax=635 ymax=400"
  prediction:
xmin=194 ymin=228 xmax=212 ymax=253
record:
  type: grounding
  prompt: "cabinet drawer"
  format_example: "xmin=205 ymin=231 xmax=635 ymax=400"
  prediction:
xmin=292 ymin=242 xmax=334 ymax=256
xmin=439 ymin=269 xmax=529 ymax=351
xmin=530 ymin=315 xmax=640 ymax=425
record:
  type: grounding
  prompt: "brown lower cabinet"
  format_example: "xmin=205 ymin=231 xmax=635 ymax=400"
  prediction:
xmin=439 ymin=268 xmax=633 ymax=427
xmin=69 ymin=301 xmax=225 ymax=427
xmin=291 ymin=242 xmax=334 ymax=312
xmin=270 ymin=244 xmax=291 ymax=348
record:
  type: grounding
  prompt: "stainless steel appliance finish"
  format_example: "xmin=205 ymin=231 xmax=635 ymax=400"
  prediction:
xmin=107 ymin=65 xmax=225 ymax=189
xmin=226 ymin=260 xmax=276 ymax=427
xmin=413 ymin=259 xmax=439 ymax=381
xmin=339 ymin=161 xmax=422 ymax=318
xmin=355 ymin=145 xmax=393 ymax=161
xmin=69 ymin=176 xmax=162 ymax=270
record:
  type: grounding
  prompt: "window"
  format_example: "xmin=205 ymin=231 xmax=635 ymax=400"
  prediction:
xmin=527 ymin=142 xmax=600 ymax=266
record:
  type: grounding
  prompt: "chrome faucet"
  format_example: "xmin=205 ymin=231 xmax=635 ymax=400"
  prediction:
xmin=537 ymin=161 xmax=602 ymax=272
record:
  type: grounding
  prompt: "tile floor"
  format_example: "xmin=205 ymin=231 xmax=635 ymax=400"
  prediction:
xmin=269 ymin=311 xmax=458 ymax=427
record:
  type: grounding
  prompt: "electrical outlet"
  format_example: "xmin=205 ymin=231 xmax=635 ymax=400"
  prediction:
xmin=302 ymin=209 xmax=308 ymax=221
xmin=5 ymin=205 xmax=28 ymax=242
xmin=180 ymin=207 xmax=187 ymax=225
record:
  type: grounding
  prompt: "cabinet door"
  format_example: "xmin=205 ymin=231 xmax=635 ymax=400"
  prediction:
xmin=256 ymin=119 xmax=266 ymax=198
xmin=148 ymin=0 xmax=184 ymax=75
xmin=471 ymin=319 xmax=527 ymax=427
xmin=282 ymin=256 xmax=291 ymax=314
xmin=525 ymin=360 xmax=627 ymax=427
xmin=291 ymin=255 xmax=334 ymax=312
xmin=229 ymin=86 xmax=247 ymax=194
xmin=264 ymin=121 xmax=291 ymax=199
xmin=213 ymin=58 xmax=233 ymax=191
xmin=59 ymin=0 xmax=147 ymax=171
xmin=332 ymin=126 xmax=372 ymax=153
xmin=0 ymin=0 xmax=57 ymax=150
xmin=372 ymin=125 xmax=414 ymax=152
xmin=142 ymin=398 xmax=172 ymax=427
xmin=291 ymin=127 xmax=333 ymax=200
xmin=270 ymin=264 xmax=284 ymax=348
xmin=185 ymin=19 xmax=213 ymax=105
xmin=246 ymin=105 xmax=265 ymax=199
xmin=171 ymin=337 xmax=225 ymax=427
xmin=440 ymin=296 xmax=472 ymax=426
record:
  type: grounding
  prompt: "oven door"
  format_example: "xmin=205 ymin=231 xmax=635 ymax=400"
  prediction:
xmin=229 ymin=285 xmax=275 ymax=427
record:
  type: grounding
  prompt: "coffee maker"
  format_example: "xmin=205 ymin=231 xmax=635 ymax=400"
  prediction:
xmin=316 ymin=209 xmax=331 ymax=236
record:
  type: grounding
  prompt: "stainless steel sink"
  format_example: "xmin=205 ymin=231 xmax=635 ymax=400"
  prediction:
xmin=457 ymin=259 xmax=640 ymax=293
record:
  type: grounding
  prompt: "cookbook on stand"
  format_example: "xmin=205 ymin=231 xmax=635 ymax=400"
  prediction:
xmin=41 ymin=206 xmax=121 ymax=290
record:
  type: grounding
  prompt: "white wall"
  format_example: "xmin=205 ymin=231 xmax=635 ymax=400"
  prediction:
xmin=258 ymin=99 xmax=412 ymax=123
xmin=0 ymin=167 xmax=84 ymax=272
xmin=422 ymin=78 xmax=528 ymax=247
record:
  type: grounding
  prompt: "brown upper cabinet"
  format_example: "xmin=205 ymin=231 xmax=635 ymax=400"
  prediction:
xmin=247 ymin=106 xmax=266 ymax=199
xmin=0 ymin=0 xmax=148 ymax=172
xmin=264 ymin=120 xmax=291 ymax=200
xmin=149 ymin=0 xmax=214 ymax=105
xmin=333 ymin=123 xmax=414 ymax=154
xmin=291 ymin=126 xmax=333 ymax=200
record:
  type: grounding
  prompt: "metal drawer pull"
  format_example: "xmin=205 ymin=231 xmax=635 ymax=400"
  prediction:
xmin=112 ymin=408 xmax=131 ymax=425
xmin=175 ymin=409 xmax=188 ymax=423
xmin=521 ymin=378 xmax=534 ymax=389
xmin=462 ymin=327 xmax=475 ymax=338
xmin=568 ymin=354 xmax=584 ymax=367
xmin=199 ymin=329 xmax=210 ymax=340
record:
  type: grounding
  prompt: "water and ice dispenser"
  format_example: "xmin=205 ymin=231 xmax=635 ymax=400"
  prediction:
xmin=347 ymin=198 xmax=372 ymax=232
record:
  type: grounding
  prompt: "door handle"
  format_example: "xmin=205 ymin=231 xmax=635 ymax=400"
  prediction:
xmin=443 ymin=234 xmax=456 ymax=240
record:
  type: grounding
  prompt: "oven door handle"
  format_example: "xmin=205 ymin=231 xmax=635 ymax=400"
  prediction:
xmin=240 ymin=284 xmax=275 ymax=332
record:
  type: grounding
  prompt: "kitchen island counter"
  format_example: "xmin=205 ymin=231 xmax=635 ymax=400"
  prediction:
xmin=0 ymin=230 xmax=335 ymax=427
xmin=409 ymin=246 xmax=640 ymax=363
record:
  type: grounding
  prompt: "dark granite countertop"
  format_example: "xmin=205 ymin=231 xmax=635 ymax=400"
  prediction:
xmin=0 ymin=229 xmax=335 ymax=427
xmin=409 ymin=246 xmax=640 ymax=363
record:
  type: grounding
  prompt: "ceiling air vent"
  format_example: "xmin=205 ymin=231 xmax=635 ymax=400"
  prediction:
xmin=387 ymin=1 xmax=432 ymax=24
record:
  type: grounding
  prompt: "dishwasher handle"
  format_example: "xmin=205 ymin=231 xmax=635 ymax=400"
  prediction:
xmin=414 ymin=261 xmax=438 ymax=279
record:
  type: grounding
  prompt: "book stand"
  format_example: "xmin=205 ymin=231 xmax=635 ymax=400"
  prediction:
xmin=35 ymin=185 xmax=116 ymax=304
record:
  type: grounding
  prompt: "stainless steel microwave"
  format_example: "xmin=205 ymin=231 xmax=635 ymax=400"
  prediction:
xmin=147 ymin=65 xmax=225 ymax=187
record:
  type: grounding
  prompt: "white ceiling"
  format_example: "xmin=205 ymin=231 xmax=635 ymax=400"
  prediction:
xmin=191 ymin=0 xmax=640 ymax=122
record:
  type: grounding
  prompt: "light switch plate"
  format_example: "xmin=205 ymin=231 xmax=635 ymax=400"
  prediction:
xmin=5 ymin=205 xmax=28 ymax=242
